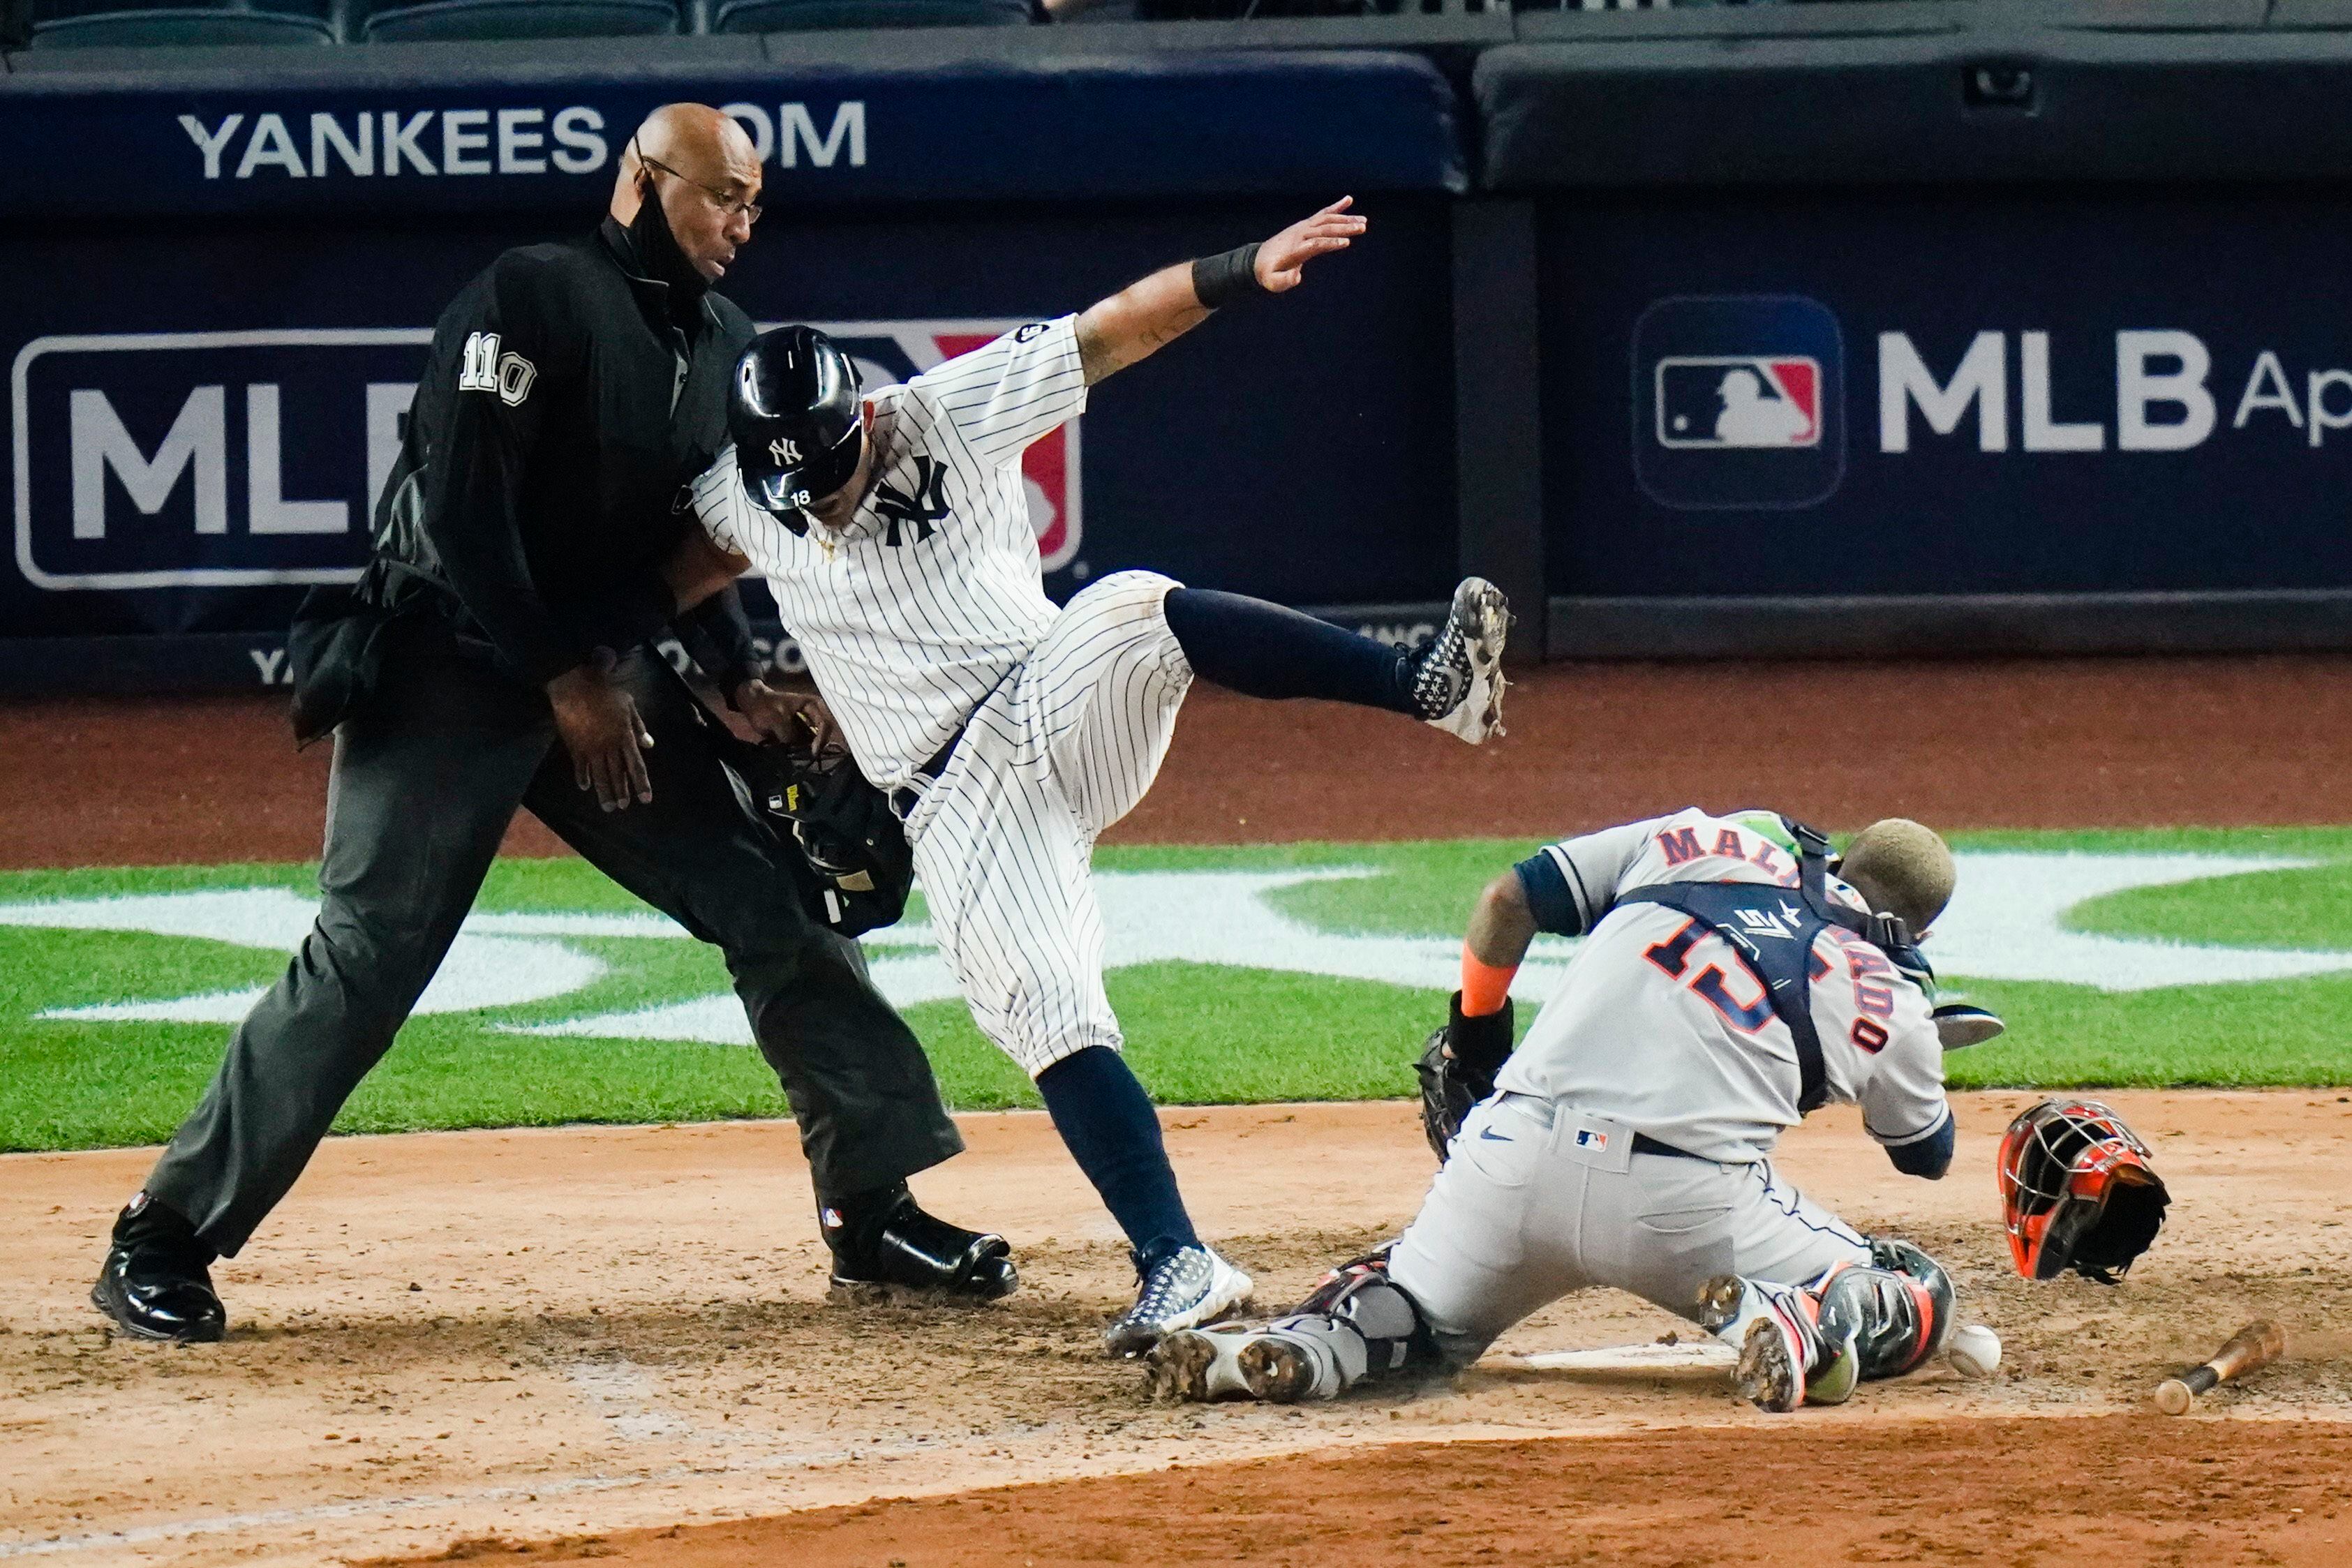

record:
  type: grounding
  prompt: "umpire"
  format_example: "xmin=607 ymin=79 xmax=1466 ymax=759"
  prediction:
xmin=93 ymin=104 xmax=1013 ymax=1343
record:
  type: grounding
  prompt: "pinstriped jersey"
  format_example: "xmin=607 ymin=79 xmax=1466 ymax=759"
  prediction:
xmin=691 ymin=315 xmax=1089 ymax=791
xmin=1496 ymin=807 xmax=1949 ymax=1165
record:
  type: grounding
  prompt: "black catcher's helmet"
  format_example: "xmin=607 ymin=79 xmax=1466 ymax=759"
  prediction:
xmin=729 ymin=327 xmax=863 ymax=531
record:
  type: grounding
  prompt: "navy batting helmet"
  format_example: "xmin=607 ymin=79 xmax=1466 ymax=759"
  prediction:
xmin=729 ymin=326 xmax=863 ymax=529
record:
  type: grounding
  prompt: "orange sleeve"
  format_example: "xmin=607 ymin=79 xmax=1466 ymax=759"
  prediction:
xmin=1461 ymin=943 xmax=1518 ymax=1017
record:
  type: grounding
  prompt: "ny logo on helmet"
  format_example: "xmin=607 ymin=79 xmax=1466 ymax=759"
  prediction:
xmin=770 ymin=436 xmax=803 ymax=467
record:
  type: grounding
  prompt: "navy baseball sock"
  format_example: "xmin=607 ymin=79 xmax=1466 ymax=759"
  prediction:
xmin=1163 ymin=588 xmax=1417 ymax=715
xmin=1035 ymin=1045 xmax=1199 ymax=1273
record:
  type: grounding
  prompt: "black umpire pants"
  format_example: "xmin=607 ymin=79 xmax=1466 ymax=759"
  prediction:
xmin=143 ymin=620 xmax=963 ymax=1257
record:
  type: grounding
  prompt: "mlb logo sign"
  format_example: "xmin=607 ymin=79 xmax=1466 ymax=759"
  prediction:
xmin=11 ymin=329 xmax=426 ymax=591
xmin=1632 ymin=297 xmax=1845 ymax=510
xmin=1655 ymin=358 xmax=1822 ymax=449
xmin=1574 ymin=1128 xmax=1609 ymax=1152
xmin=803 ymin=318 xmax=1082 ymax=573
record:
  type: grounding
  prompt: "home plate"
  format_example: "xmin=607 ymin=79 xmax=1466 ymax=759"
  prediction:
xmin=1505 ymin=1341 xmax=1737 ymax=1373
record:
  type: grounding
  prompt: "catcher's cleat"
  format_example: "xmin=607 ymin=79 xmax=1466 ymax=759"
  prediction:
xmin=1734 ymin=1315 xmax=1807 ymax=1413
xmin=1147 ymin=1322 xmax=1337 ymax=1403
xmin=91 ymin=1193 xmax=225 ymax=1344
xmin=1411 ymin=577 xmax=1510 ymax=746
xmin=1147 ymin=1324 xmax=1246 ymax=1402
xmin=1104 ymin=1245 xmax=1253 ymax=1359
xmin=1236 ymin=1331 xmax=1332 ymax=1402
xmin=1698 ymin=1273 xmax=1831 ymax=1413
xmin=824 ymin=1188 xmax=1018 ymax=1303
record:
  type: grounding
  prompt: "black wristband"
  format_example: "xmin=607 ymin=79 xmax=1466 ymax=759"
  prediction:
xmin=1446 ymin=992 xmax=1516 ymax=1077
xmin=1191 ymin=244 xmax=1266 ymax=310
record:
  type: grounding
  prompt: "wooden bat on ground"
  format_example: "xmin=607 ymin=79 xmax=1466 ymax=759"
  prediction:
xmin=2153 ymin=1320 xmax=2286 ymax=1414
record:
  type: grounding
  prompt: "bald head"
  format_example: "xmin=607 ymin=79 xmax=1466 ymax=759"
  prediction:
xmin=1839 ymin=819 xmax=1956 ymax=935
xmin=611 ymin=104 xmax=763 ymax=282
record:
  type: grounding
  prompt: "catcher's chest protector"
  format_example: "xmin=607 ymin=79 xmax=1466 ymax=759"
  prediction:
xmin=1613 ymin=880 xmax=1846 ymax=1112
xmin=1614 ymin=827 xmax=1926 ymax=1116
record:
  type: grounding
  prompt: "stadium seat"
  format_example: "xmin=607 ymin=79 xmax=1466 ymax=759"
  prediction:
xmin=29 ymin=0 xmax=334 ymax=46
xmin=357 ymin=0 xmax=680 ymax=40
xmin=707 ymin=0 xmax=1026 ymax=31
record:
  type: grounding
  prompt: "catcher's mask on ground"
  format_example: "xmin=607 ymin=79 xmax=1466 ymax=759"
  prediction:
xmin=1998 ymin=1098 xmax=2171 ymax=1284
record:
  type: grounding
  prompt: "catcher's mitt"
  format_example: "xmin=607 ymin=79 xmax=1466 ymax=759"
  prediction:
xmin=1415 ymin=993 xmax=1516 ymax=1160
xmin=727 ymin=738 xmax=913 ymax=939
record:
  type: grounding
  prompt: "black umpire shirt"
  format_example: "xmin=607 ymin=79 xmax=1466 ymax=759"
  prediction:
xmin=361 ymin=218 xmax=758 ymax=690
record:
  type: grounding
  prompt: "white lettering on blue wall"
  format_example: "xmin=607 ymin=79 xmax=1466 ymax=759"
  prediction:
xmin=179 ymin=103 xmax=859 ymax=181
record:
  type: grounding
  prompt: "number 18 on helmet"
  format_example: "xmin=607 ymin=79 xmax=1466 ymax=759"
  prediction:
xmin=730 ymin=325 xmax=864 ymax=532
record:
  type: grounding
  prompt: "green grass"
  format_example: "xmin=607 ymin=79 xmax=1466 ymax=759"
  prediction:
xmin=1942 ymin=974 xmax=2352 ymax=1089
xmin=2 ymin=826 xmax=2349 ymax=1152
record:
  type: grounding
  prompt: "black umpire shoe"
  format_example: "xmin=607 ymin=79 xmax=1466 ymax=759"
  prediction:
xmin=91 ymin=1192 xmax=226 ymax=1343
xmin=822 ymin=1186 xmax=1018 ymax=1303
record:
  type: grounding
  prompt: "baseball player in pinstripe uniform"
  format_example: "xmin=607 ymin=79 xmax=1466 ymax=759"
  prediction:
xmin=667 ymin=199 xmax=1511 ymax=1354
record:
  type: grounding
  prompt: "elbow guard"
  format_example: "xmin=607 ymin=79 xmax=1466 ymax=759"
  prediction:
xmin=1512 ymin=848 xmax=1586 ymax=937
xmin=1886 ymin=1114 xmax=1956 ymax=1179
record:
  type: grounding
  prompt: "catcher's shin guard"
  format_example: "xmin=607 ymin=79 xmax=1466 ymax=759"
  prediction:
xmin=1294 ymin=1251 xmax=1440 ymax=1378
xmin=1152 ymin=1251 xmax=1438 ymax=1404
xmin=1699 ymin=1241 xmax=1954 ymax=1412
xmin=1819 ymin=1239 xmax=1956 ymax=1379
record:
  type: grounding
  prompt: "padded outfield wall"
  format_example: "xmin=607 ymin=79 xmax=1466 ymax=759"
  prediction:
xmin=0 ymin=43 xmax=1468 ymax=690
xmin=6 ymin=2 xmax=2352 ymax=692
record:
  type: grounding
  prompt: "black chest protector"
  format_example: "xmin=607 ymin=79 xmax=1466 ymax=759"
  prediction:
xmin=1613 ymin=820 xmax=1930 ymax=1114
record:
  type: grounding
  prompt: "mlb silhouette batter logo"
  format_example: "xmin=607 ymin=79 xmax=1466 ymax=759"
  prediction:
xmin=1655 ymin=357 xmax=1822 ymax=449
xmin=1631 ymin=297 xmax=1845 ymax=511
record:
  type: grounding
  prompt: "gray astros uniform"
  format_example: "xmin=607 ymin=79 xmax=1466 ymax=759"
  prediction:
xmin=692 ymin=315 xmax=1191 ymax=1078
xmin=1392 ymin=807 xmax=1952 ymax=1363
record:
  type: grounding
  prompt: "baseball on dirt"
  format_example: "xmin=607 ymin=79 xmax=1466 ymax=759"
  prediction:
xmin=1947 ymin=1324 xmax=2002 ymax=1377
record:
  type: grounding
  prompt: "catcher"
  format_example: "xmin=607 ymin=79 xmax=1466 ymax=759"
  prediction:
xmin=1151 ymin=808 xmax=1980 ymax=1412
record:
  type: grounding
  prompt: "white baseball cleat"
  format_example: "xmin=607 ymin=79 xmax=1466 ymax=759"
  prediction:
xmin=1103 ymin=1245 xmax=1254 ymax=1359
xmin=1146 ymin=1322 xmax=1339 ymax=1403
xmin=1412 ymin=577 xmax=1510 ymax=745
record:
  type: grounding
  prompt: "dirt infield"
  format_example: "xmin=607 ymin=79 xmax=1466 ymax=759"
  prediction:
xmin=412 ymin=1417 xmax=2352 ymax=1568
xmin=6 ymin=655 xmax=2352 ymax=869
xmin=6 ymin=1093 xmax=2350 ymax=1565
xmin=6 ymin=652 xmax=2351 ymax=1565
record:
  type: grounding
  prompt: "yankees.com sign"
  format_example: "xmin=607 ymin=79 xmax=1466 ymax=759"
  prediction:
xmin=10 ymin=318 xmax=1080 ymax=593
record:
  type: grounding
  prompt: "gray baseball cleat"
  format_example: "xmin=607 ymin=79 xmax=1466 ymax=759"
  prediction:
xmin=1146 ymin=1321 xmax=1339 ymax=1403
xmin=1411 ymin=577 xmax=1510 ymax=745
xmin=1103 ymin=1244 xmax=1253 ymax=1359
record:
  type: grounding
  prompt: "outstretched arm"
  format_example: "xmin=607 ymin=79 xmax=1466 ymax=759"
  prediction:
xmin=1073 ymin=197 xmax=1367 ymax=384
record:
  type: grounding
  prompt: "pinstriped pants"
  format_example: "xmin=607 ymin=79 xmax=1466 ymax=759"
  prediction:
xmin=904 ymin=571 xmax=1193 ymax=1077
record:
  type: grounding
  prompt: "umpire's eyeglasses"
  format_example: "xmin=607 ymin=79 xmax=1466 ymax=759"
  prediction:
xmin=637 ymin=144 xmax=764 ymax=226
